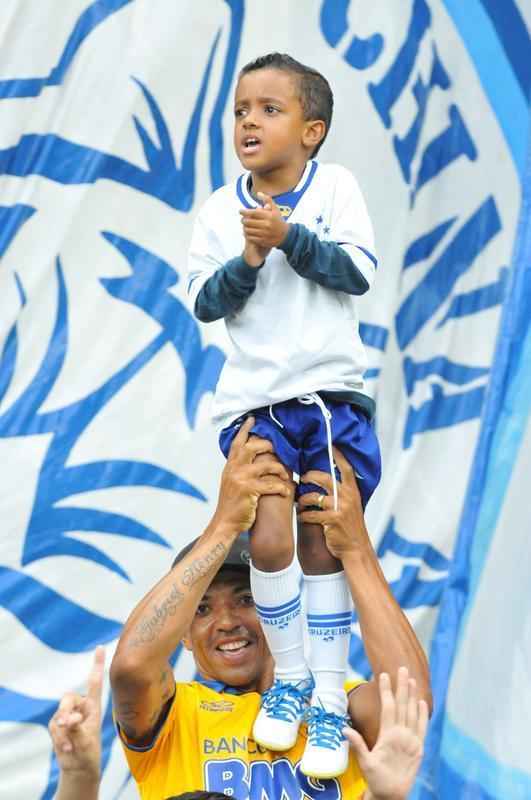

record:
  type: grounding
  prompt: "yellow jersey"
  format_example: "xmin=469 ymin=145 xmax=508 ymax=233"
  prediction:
xmin=119 ymin=680 xmax=367 ymax=800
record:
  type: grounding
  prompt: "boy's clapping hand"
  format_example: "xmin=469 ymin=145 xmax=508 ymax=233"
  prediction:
xmin=240 ymin=192 xmax=289 ymax=266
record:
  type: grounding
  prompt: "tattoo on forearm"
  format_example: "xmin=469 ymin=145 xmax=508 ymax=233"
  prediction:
xmin=128 ymin=583 xmax=184 ymax=648
xmin=127 ymin=542 xmax=226 ymax=649
xmin=181 ymin=542 xmax=227 ymax=587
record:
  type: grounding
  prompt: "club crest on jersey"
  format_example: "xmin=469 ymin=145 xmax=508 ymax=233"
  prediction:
xmin=277 ymin=204 xmax=292 ymax=218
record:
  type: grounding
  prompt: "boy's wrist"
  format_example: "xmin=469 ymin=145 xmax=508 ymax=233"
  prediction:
xmin=276 ymin=223 xmax=297 ymax=254
xmin=242 ymin=246 xmax=266 ymax=268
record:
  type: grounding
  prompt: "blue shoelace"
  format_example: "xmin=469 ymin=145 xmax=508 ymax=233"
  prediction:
xmin=305 ymin=706 xmax=350 ymax=750
xmin=261 ymin=679 xmax=313 ymax=723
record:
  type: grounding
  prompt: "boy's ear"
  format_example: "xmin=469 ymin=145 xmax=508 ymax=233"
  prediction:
xmin=303 ymin=120 xmax=326 ymax=152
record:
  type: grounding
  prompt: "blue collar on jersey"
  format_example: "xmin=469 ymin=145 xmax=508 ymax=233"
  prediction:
xmin=236 ymin=159 xmax=318 ymax=219
xmin=197 ymin=676 xmax=255 ymax=695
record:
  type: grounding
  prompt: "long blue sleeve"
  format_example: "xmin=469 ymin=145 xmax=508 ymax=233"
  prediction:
xmin=278 ymin=223 xmax=371 ymax=295
xmin=194 ymin=256 xmax=263 ymax=322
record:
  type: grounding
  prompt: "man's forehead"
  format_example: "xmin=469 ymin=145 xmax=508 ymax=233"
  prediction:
xmin=202 ymin=568 xmax=250 ymax=597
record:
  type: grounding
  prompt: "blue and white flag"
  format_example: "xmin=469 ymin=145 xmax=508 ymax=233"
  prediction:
xmin=0 ymin=1 xmax=529 ymax=797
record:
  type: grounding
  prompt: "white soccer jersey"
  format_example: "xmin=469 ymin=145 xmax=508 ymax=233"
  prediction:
xmin=187 ymin=160 xmax=377 ymax=429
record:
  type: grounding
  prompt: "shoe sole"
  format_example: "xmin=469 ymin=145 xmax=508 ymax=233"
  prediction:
xmin=299 ymin=763 xmax=349 ymax=779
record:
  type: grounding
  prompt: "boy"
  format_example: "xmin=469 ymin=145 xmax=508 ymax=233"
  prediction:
xmin=187 ymin=53 xmax=380 ymax=779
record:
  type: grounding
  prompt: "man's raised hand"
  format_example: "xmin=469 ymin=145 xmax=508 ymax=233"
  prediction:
xmin=347 ymin=668 xmax=429 ymax=800
xmin=49 ymin=647 xmax=105 ymax=780
xmin=297 ymin=446 xmax=368 ymax=560
xmin=214 ymin=416 xmax=292 ymax=533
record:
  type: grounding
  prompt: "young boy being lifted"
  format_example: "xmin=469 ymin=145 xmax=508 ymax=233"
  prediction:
xmin=187 ymin=53 xmax=381 ymax=779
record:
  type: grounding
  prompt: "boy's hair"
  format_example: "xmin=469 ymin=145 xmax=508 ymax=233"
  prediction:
xmin=165 ymin=794 xmax=229 ymax=800
xmin=239 ymin=53 xmax=333 ymax=157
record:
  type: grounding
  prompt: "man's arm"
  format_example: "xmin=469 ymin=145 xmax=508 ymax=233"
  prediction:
xmin=49 ymin=647 xmax=105 ymax=800
xmin=110 ymin=418 xmax=289 ymax=743
xmin=298 ymin=449 xmax=432 ymax=749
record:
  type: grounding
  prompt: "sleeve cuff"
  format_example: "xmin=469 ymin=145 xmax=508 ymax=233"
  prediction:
xmin=276 ymin=223 xmax=298 ymax=256
xmin=226 ymin=255 xmax=263 ymax=286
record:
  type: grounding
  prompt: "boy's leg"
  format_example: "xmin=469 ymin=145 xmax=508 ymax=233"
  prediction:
xmin=250 ymin=460 xmax=313 ymax=750
xmin=297 ymin=399 xmax=381 ymax=778
xmin=250 ymin=467 xmax=310 ymax=684
xmin=298 ymin=524 xmax=352 ymax=777
xmin=220 ymin=411 xmax=312 ymax=750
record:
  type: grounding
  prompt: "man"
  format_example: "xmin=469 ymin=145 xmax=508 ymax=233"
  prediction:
xmin=49 ymin=651 xmax=427 ymax=800
xmin=110 ymin=418 xmax=431 ymax=798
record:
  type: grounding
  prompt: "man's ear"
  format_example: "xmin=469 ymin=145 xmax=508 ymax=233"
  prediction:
xmin=303 ymin=120 xmax=326 ymax=152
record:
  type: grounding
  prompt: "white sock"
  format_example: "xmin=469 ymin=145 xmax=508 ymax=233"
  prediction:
xmin=250 ymin=558 xmax=311 ymax=685
xmin=304 ymin=571 xmax=352 ymax=716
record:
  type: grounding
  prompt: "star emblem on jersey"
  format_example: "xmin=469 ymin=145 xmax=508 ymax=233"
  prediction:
xmin=315 ymin=214 xmax=323 ymax=224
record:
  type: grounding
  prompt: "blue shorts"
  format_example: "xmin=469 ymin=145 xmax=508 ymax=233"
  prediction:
xmin=219 ymin=396 xmax=381 ymax=509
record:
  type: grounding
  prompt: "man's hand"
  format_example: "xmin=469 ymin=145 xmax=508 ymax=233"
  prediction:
xmin=49 ymin=647 xmax=105 ymax=799
xmin=214 ymin=416 xmax=291 ymax=533
xmin=240 ymin=192 xmax=289 ymax=260
xmin=346 ymin=668 xmax=428 ymax=800
xmin=297 ymin=446 xmax=367 ymax=560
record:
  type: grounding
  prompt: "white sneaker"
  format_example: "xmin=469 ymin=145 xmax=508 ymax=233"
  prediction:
xmin=253 ymin=678 xmax=313 ymax=751
xmin=300 ymin=707 xmax=350 ymax=778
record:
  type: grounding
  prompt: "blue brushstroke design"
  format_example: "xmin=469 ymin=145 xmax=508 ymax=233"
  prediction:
xmin=0 ymin=251 xmax=210 ymax=582
xmin=0 ymin=0 xmax=132 ymax=100
xmin=0 ymin=52 xmax=218 ymax=211
xmin=377 ymin=517 xmax=450 ymax=572
xmin=320 ymin=0 xmax=384 ymax=69
xmin=349 ymin=518 xmax=449 ymax=677
xmin=349 ymin=567 xmax=447 ymax=677
xmin=364 ymin=368 xmax=380 ymax=380
xmin=101 ymin=232 xmax=225 ymax=428
xmin=0 ymin=204 xmax=36 ymax=258
xmin=13 ymin=271 xmax=27 ymax=305
xmin=0 ymin=323 xmax=19 ymax=406
xmin=442 ymin=0 xmax=529 ymax=175
xmin=403 ymin=383 xmax=486 ymax=449
xmin=0 ymin=685 xmax=56 ymax=726
xmin=396 ymin=196 xmax=502 ymax=349
xmin=359 ymin=322 xmax=389 ymax=351
xmin=209 ymin=0 xmax=244 ymax=190
xmin=437 ymin=267 xmax=509 ymax=327
xmin=403 ymin=355 xmax=489 ymax=396
xmin=479 ymin=0 xmax=531 ymax=101
xmin=403 ymin=218 xmax=456 ymax=269
xmin=0 ymin=566 xmax=120 ymax=651
xmin=0 ymin=271 xmax=28 ymax=406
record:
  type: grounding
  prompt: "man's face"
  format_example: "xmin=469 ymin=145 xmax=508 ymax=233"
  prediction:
xmin=233 ymin=68 xmax=310 ymax=174
xmin=183 ymin=569 xmax=271 ymax=692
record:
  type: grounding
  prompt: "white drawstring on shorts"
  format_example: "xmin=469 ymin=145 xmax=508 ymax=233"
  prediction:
xmin=298 ymin=392 xmax=338 ymax=511
xmin=269 ymin=405 xmax=284 ymax=428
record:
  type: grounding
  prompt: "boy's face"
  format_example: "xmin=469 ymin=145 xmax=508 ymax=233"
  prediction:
xmin=233 ymin=68 xmax=317 ymax=175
